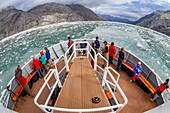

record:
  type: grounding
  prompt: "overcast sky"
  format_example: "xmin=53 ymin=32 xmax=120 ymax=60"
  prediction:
xmin=1 ymin=0 xmax=170 ymax=21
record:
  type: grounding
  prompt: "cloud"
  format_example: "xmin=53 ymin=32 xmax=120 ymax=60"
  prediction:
xmin=0 ymin=0 xmax=140 ymax=10
xmin=0 ymin=0 xmax=170 ymax=20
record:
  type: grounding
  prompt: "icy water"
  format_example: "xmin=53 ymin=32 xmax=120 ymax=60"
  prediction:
xmin=0 ymin=21 xmax=169 ymax=95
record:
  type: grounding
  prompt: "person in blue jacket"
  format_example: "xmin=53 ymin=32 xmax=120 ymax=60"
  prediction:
xmin=44 ymin=47 xmax=52 ymax=68
xmin=40 ymin=51 xmax=48 ymax=73
xmin=130 ymin=62 xmax=142 ymax=82
xmin=94 ymin=36 xmax=100 ymax=54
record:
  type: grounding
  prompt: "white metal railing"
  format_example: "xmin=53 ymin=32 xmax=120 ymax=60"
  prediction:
xmin=102 ymin=67 xmax=128 ymax=112
xmin=34 ymin=41 xmax=128 ymax=113
xmin=107 ymin=67 xmax=120 ymax=83
xmin=34 ymin=68 xmax=125 ymax=113
xmin=96 ymin=53 xmax=108 ymax=72
xmin=64 ymin=41 xmax=97 ymax=71
xmin=34 ymin=69 xmax=62 ymax=112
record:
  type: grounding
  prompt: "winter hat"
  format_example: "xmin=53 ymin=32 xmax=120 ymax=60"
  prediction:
xmin=67 ymin=35 xmax=70 ymax=39
xmin=166 ymin=78 xmax=169 ymax=83
xmin=40 ymin=51 xmax=44 ymax=56
xmin=138 ymin=62 xmax=141 ymax=65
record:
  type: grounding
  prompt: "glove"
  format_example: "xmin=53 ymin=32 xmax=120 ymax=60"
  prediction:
xmin=138 ymin=69 xmax=140 ymax=73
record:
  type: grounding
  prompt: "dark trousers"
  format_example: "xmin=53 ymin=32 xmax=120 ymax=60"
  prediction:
xmin=117 ymin=58 xmax=123 ymax=71
xmin=109 ymin=56 xmax=113 ymax=64
xmin=69 ymin=48 xmax=73 ymax=56
xmin=23 ymin=83 xmax=34 ymax=97
xmin=43 ymin=64 xmax=48 ymax=73
xmin=36 ymin=68 xmax=44 ymax=79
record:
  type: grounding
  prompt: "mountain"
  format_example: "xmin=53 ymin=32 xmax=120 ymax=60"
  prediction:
xmin=137 ymin=10 xmax=170 ymax=36
xmin=100 ymin=14 xmax=135 ymax=24
xmin=0 ymin=3 xmax=104 ymax=40
xmin=67 ymin=4 xmax=105 ymax=21
xmin=100 ymin=12 xmax=156 ymax=25
xmin=135 ymin=12 xmax=156 ymax=24
xmin=0 ymin=6 xmax=39 ymax=40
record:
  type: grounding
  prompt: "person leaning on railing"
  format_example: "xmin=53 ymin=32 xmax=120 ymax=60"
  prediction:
xmin=15 ymin=65 xmax=35 ymax=98
xmin=67 ymin=35 xmax=74 ymax=56
xmin=40 ymin=51 xmax=48 ymax=73
xmin=94 ymin=36 xmax=100 ymax=54
xmin=151 ymin=78 xmax=169 ymax=101
xmin=117 ymin=47 xmax=124 ymax=71
xmin=102 ymin=41 xmax=109 ymax=68
xmin=109 ymin=42 xmax=116 ymax=64
xmin=44 ymin=47 xmax=53 ymax=68
xmin=32 ymin=56 xmax=44 ymax=79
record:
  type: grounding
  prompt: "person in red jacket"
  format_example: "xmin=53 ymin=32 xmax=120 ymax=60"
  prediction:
xmin=67 ymin=35 xmax=74 ymax=56
xmin=15 ymin=65 xmax=35 ymax=98
xmin=32 ymin=57 xmax=44 ymax=79
xmin=151 ymin=78 xmax=169 ymax=101
xmin=109 ymin=42 xmax=116 ymax=64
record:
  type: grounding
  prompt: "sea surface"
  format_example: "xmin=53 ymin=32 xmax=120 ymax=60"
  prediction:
xmin=0 ymin=21 xmax=169 ymax=95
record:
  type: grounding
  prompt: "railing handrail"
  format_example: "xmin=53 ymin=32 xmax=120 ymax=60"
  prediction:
xmin=96 ymin=53 xmax=108 ymax=67
xmin=34 ymin=67 xmax=125 ymax=112
xmin=34 ymin=41 xmax=126 ymax=113
xmin=107 ymin=67 xmax=120 ymax=83
xmin=38 ymin=104 xmax=123 ymax=112
xmin=102 ymin=67 xmax=128 ymax=112
xmin=64 ymin=41 xmax=97 ymax=71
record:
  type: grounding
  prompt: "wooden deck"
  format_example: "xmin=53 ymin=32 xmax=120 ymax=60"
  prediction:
xmin=13 ymin=60 xmax=67 ymax=113
xmin=96 ymin=58 xmax=158 ymax=113
xmin=54 ymin=58 xmax=111 ymax=113
xmin=13 ymin=57 xmax=158 ymax=113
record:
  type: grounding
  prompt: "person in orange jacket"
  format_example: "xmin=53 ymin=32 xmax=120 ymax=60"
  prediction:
xmin=109 ymin=42 xmax=116 ymax=64
xmin=151 ymin=78 xmax=169 ymax=101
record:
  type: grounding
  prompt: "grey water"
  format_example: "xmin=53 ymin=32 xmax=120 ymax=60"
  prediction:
xmin=0 ymin=21 xmax=169 ymax=95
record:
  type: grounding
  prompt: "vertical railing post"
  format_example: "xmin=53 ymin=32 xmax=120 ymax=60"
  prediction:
xmin=102 ymin=68 xmax=107 ymax=87
xmin=64 ymin=56 xmax=69 ymax=72
xmin=74 ymin=43 xmax=76 ymax=59
xmin=116 ymin=106 xmax=122 ymax=113
xmin=54 ymin=69 xmax=62 ymax=88
xmin=54 ymin=62 xmax=58 ymax=74
xmin=94 ymin=53 xmax=97 ymax=71
xmin=87 ymin=43 xmax=89 ymax=58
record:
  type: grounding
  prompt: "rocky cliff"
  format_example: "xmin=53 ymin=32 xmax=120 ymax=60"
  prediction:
xmin=0 ymin=3 xmax=104 ymax=40
xmin=67 ymin=4 xmax=105 ymax=21
xmin=137 ymin=10 xmax=170 ymax=36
